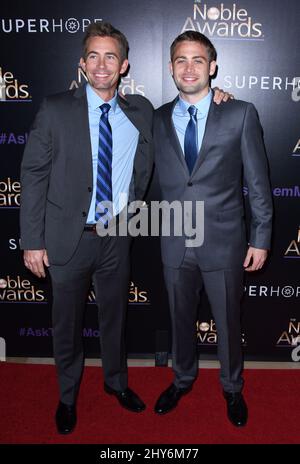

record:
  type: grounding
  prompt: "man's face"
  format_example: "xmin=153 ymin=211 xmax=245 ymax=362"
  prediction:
xmin=80 ymin=36 xmax=128 ymax=98
xmin=169 ymin=40 xmax=216 ymax=100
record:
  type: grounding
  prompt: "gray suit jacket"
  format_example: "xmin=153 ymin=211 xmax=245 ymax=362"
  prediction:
xmin=153 ymin=96 xmax=273 ymax=271
xmin=20 ymin=85 xmax=154 ymax=265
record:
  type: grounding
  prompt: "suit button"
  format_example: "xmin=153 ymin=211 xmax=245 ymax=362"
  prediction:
xmin=187 ymin=182 xmax=193 ymax=186
xmin=82 ymin=212 xmax=87 ymax=217
xmin=88 ymin=187 xmax=92 ymax=192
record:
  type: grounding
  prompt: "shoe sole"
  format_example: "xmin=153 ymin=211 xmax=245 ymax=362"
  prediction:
xmin=154 ymin=407 xmax=177 ymax=415
xmin=56 ymin=427 xmax=76 ymax=435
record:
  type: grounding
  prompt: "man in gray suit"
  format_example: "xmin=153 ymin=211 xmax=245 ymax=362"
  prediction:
xmin=153 ymin=31 xmax=273 ymax=426
xmin=20 ymin=22 xmax=154 ymax=434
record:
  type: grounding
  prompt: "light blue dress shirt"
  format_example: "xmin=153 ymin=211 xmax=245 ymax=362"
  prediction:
xmin=172 ymin=89 xmax=212 ymax=157
xmin=86 ymin=83 xmax=139 ymax=223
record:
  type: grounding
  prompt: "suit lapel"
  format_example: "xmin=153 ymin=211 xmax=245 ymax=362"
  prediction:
xmin=116 ymin=93 xmax=153 ymax=201
xmin=161 ymin=98 xmax=190 ymax=177
xmin=72 ymin=85 xmax=93 ymax=184
xmin=117 ymin=93 xmax=152 ymax=141
xmin=191 ymin=99 xmax=222 ymax=176
xmin=161 ymin=97 xmax=222 ymax=178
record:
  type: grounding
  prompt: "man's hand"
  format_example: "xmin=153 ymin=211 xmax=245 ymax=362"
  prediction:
xmin=213 ymin=86 xmax=234 ymax=105
xmin=243 ymin=246 xmax=268 ymax=272
xmin=23 ymin=249 xmax=50 ymax=278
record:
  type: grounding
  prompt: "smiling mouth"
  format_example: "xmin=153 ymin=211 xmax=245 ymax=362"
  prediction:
xmin=94 ymin=73 xmax=111 ymax=78
xmin=182 ymin=77 xmax=198 ymax=81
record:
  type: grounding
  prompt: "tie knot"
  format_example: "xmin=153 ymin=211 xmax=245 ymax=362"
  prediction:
xmin=100 ymin=103 xmax=111 ymax=115
xmin=188 ymin=105 xmax=197 ymax=117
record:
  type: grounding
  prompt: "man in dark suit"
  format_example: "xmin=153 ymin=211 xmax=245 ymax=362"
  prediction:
xmin=20 ymin=22 xmax=154 ymax=434
xmin=153 ymin=31 xmax=273 ymax=426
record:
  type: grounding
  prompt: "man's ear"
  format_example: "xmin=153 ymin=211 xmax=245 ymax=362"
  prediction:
xmin=169 ymin=61 xmax=174 ymax=77
xmin=209 ymin=60 xmax=217 ymax=77
xmin=120 ymin=59 xmax=129 ymax=75
xmin=79 ymin=57 xmax=86 ymax=72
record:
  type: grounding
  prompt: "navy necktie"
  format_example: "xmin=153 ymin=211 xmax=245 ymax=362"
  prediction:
xmin=184 ymin=105 xmax=198 ymax=174
xmin=95 ymin=103 xmax=113 ymax=225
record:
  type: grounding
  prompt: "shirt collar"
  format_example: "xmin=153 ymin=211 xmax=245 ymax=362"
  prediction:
xmin=86 ymin=83 xmax=118 ymax=113
xmin=177 ymin=88 xmax=212 ymax=118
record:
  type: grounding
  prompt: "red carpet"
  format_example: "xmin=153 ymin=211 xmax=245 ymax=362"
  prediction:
xmin=0 ymin=363 xmax=299 ymax=444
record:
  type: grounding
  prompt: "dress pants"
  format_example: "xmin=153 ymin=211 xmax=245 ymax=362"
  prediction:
xmin=163 ymin=247 xmax=245 ymax=393
xmin=49 ymin=231 xmax=131 ymax=405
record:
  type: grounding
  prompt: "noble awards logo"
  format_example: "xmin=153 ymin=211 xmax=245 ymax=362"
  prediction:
xmin=69 ymin=68 xmax=145 ymax=96
xmin=182 ymin=1 xmax=263 ymax=39
xmin=0 ymin=67 xmax=31 ymax=101
xmin=0 ymin=337 xmax=5 ymax=362
xmin=119 ymin=75 xmax=145 ymax=97
xmin=276 ymin=319 xmax=300 ymax=348
xmin=128 ymin=281 xmax=149 ymax=305
xmin=196 ymin=319 xmax=246 ymax=345
xmin=292 ymin=139 xmax=300 ymax=157
xmin=0 ymin=177 xmax=20 ymax=207
xmin=197 ymin=320 xmax=217 ymax=345
xmin=284 ymin=226 xmax=300 ymax=259
xmin=0 ymin=276 xmax=46 ymax=302
xmin=87 ymin=281 xmax=149 ymax=305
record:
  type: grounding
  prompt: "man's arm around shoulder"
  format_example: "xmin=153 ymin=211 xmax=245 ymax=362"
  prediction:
xmin=240 ymin=102 xmax=273 ymax=272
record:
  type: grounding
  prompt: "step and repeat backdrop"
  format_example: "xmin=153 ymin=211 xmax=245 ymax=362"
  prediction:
xmin=0 ymin=0 xmax=299 ymax=362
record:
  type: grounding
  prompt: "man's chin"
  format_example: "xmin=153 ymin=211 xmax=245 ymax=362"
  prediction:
xmin=94 ymin=79 xmax=110 ymax=86
xmin=179 ymin=86 xmax=201 ymax=95
xmin=92 ymin=82 xmax=114 ymax=91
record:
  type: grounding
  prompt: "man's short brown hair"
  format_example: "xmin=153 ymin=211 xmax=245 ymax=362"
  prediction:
xmin=170 ymin=31 xmax=217 ymax=63
xmin=82 ymin=22 xmax=129 ymax=62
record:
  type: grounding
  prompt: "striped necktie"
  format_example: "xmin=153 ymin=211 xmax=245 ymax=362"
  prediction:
xmin=95 ymin=103 xmax=113 ymax=225
xmin=184 ymin=105 xmax=198 ymax=174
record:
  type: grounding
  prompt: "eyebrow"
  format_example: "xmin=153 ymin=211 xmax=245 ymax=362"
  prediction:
xmin=86 ymin=51 xmax=119 ymax=58
xmin=174 ymin=55 xmax=207 ymax=61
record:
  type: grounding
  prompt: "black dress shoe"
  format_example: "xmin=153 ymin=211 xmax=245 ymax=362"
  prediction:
xmin=104 ymin=384 xmax=146 ymax=413
xmin=55 ymin=401 xmax=77 ymax=435
xmin=223 ymin=391 xmax=248 ymax=427
xmin=154 ymin=383 xmax=192 ymax=415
